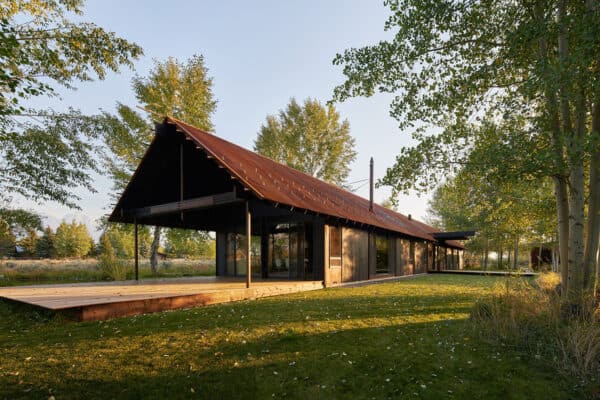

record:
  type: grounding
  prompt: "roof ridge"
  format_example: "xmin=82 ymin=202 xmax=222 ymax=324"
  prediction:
xmin=166 ymin=116 xmax=420 ymax=226
xmin=164 ymin=115 xmax=454 ymax=244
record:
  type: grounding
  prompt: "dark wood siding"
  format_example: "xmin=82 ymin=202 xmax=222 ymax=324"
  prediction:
xmin=342 ymin=227 xmax=369 ymax=282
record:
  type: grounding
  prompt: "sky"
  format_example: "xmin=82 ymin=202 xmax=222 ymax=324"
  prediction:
xmin=17 ymin=0 xmax=432 ymax=238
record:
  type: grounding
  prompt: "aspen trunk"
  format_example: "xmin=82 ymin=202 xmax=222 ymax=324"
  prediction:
xmin=484 ymin=237 xmax=489 ymax=271
xmin=150 ymin=226 xmax=161 ymax=274
xmin=583 ymin=97 xmax=600 ymax=292
xmin=536 ymin=2 xmax=569 ymax=294
xmin=558 ymin=0 xmax=588 ymax=312
xmin=498 ymin=242 xmax=503 ymax=270
xmin=513 ymin=236 xmax=519 ymax=271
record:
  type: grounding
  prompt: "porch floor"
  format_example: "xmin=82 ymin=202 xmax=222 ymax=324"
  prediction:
xmin=0 ymin=276 xmax=324 ymax=321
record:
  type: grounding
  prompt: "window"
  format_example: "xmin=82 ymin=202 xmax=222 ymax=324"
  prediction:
xmin=375 ymin=235 xmax=389 ymax=274
xmin=329 ymin=226 xmax=342 ymax=267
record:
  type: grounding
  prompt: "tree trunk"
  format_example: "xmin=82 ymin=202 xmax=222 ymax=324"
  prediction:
xmin=507 ymin=248 xmax=512 ymax=271
xmin=498 ymin=242 xmax=503 ymax=270
xmin=583 ymin=93 xmax=600 ymax=292
xmin=558 ymin=0 xmax=576 ymax=299
xmin=484 ymin=237 xmax=489 ymax=271
xmin=513 ymin=236 xmax=519 ymax=271
xmin=150 ymin=226 xmax=161 ymax=274
xmin=536 ymin=0 xmax=570 ymax=295
xmin=558 ymin=0 xmax=588 ymax=313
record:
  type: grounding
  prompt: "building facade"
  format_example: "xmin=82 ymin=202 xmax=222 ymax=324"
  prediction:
xmin=110 ymin=117 xmax=466 ymax=286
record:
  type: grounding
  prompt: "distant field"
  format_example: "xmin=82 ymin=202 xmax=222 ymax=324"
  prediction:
xmin=0 ymin=275 xmax=591 ymax=400
xmin=0 ymin=258 xmax=215 ymax=286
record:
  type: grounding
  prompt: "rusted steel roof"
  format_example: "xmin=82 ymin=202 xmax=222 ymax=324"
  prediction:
xmin=167 ymin=116 xmax=462 ymax=248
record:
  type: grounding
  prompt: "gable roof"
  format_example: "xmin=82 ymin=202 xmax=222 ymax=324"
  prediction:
xmin=164 ymin=116 xmax=461 ymax=248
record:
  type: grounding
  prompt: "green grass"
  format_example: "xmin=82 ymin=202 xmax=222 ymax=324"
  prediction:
xmin=0 ymin=275 xmax=587 ymax=399
xmin=0 ymin=258 xmax=215 ymax=286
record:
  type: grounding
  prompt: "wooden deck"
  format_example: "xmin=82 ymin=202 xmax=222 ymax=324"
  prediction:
xmin=0 ymin=277 xmax=324 ymax=321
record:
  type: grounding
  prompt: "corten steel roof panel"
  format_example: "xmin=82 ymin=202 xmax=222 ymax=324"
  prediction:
xmin=167 ymin=116 xmax=462 ymax=247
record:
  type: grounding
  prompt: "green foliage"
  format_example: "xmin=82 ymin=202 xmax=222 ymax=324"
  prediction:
xmin=98 ymin=233 xmax=126 ymax=281
xmin=54 ymin=220 xmax=92 ymax=258
xmin=0 ymin=1 xmax=142 ymax=206
xmin=1 ymin=112 xmax=108 ymax=207
xmin=0 ymin=208 xmax=42 ymax=234
xmin=254 ymin=98 xmax=356 ymax=185
xmin=100 ymin=55 xmax=216 ymax=195
xmin=164 ymin=229 xmax=214 ymax=258
xmin=0 ymin=208 xmax=42 ymax=257
xmin=35 ymin=227 xmax=56 ymax=258
xmin=0 ymin=0 xmax=143 ymax=117
xmin=333 ymin=1 xmax=600 ymax=300
xmin=132 ymin=54 xmax=216 ymax=130
xmin=17 ymin=229 xmax=38 ymax=257
xmin=331 ymin=0 xmax=598 ymax=192
xmin=99 ymin=55 xmax=217 ymax=268
xmin=100 ymin=223 xmax=152 ymax=259
xmin=0 ymin=219 xmax=15 ymax=257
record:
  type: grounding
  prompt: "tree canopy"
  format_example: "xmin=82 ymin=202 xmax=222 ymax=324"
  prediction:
xmin=100 ymin=55 xmax=217 ymax=272
xmin=101 ymin=55 xmax=216 ymax=198
xmin=54 ymin=219 xmax=93 ymax=258
xmin=254 ymin=98 xmax=356 ymax=186
xmin=0 ymin=0 xmax=142 ymax=207
xmin=333 ymin=0 xmax=600 ymax=311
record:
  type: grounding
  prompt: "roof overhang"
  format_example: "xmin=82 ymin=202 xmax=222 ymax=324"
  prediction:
xmin=433 ymin=231 xmax=476 ymax=241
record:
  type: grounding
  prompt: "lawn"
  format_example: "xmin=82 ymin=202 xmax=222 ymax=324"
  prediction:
xmin=0 ymin=275 xmax=586 ymax=399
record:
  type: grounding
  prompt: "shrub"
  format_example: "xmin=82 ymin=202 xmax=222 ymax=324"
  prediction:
xmin=98 ymin=234 xmax=127 ymax=281
xmin=556 ymin=320 xmax=600 ymax=380
xmin=471 ymin=273 xmax=599 ymax=386
xmin=98 ymin=256 xmax=128 ymax=281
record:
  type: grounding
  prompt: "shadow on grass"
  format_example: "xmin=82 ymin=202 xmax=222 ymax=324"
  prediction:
xmin=0 ymin=319 xmax=579 ymax=400
xmin=0 ymin=298 xmax=62 ymax=325
xmin=0 ymin=290 xmax=480 ymax=347
xmin=0 ymin=274 xmax=588 ymax=399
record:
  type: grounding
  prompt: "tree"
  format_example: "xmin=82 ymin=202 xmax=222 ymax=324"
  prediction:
xmin=333 ymin=0 xmax=600 ymax=315
xmin=1 ymin=0 xmax=142 ymax=207
xmin=164 ymin=229 xmax=213 ymax=258
xmin=54 ymin=220 xmax=92 ymax=258
xmin=35 ymin=227 xmax=57 ymax=258
xmin=0 ymin=219 xmax=15 ymax=257
xmin=100 ymin=55 xmax=216 ymax=273
xmin=428 ymin=164 xmax=556 ymax=271
xmin=101 ymin=223 xmax=152 ymax=259
xmin=18 ymin=229 xmax=38 ymax=257
xmin=254 ymin=98 xmax=356 ymax=185
xmin=0 ymin=206 xmax=42 ymax=257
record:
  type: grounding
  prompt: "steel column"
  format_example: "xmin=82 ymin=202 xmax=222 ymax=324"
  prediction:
xmin=134 ymin=219 xmax=139 ymax=281
xmin=246 ymin=201 xmax=251 ymax=288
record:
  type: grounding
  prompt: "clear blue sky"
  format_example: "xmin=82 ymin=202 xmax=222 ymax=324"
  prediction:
xmin=19 ymin=0 xmax=431 ymax=236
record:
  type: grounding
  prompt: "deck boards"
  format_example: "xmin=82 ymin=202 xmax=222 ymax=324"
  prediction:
xmin=0 ymin=277 xmax=324 ymax=321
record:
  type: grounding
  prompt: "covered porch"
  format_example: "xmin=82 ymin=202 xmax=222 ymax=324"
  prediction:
xmin=110 ymin=119 xmax=325 ymax=286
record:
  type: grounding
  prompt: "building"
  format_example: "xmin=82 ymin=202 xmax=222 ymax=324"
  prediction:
xmin=109 ymin=116 xmax=468 ymax=287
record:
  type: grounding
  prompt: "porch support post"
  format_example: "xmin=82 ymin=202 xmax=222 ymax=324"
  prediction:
xmin=246 ymin=201 xmax=251 ymax=288
xmin=134 ymin=219 xmax=139 ymax=281
xmin=260 ymin=218 xmax=269 ymax=279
